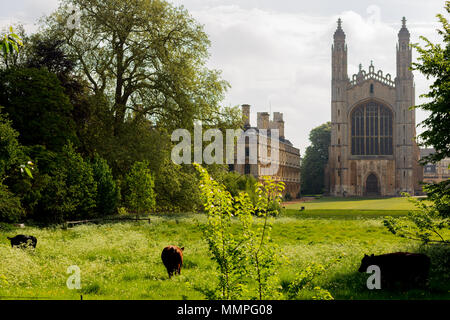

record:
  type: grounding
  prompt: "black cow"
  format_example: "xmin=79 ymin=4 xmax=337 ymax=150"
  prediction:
xmin=161 ymin=246 xmax=184 ymax=278
xmin=358 ymin=252 xmax=430 ymax=289
xmin=7 ymin=235 xmax=37 ymax=249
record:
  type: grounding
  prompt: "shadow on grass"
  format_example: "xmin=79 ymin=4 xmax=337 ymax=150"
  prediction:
xmin=328 ymin=270 xmax=449 ymax=300
xmin=326 ymin=246 xmax=450 ymax=300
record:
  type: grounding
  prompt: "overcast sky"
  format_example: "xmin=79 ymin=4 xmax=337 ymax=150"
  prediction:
xmin=1 ymin=0 xmax=447 ymax=154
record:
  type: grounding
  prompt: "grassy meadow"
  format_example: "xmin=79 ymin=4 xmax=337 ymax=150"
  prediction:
xmin=0 ymin=197 xmax=449 ymax=300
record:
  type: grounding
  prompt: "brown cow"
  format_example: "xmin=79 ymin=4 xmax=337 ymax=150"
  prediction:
xmin=161 ymin=246 xmax=184 ymax=278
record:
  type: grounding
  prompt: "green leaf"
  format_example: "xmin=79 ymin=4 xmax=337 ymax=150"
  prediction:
xmin=24 ymin=167 xmax=33 ymax=179
xmin=9 ymin=42 xmax=18 ymax=53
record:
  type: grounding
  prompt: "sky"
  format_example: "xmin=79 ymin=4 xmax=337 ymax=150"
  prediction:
xmin=1 ymin=0 xmax=447 ymax=154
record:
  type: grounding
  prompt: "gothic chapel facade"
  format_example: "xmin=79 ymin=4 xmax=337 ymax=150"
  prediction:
xmin=326 ymin=18 xmax=423 ymax=196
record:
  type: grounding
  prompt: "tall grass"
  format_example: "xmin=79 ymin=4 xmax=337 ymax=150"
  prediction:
xmin=0 ymin=210 xmax=448 ymax=300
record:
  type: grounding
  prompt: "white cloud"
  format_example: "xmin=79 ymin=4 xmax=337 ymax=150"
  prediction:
xmin=187 ymin=3 xmax=441 ymax=153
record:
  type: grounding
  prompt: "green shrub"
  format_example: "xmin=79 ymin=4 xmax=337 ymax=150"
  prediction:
xmin=32 ymin=143 xmax=97 ymax=222
xmin=154 ymin=159 xmax=201 ymax=212
xmin=384 ymin=192 xmax=449 ymax=245
xmin=0 ymin=110 xmax=24 ymax=179
xmin=91 ymin=155 xmax=119 ymax=216
xmin=117 ymin=207 xmax=128 ymax=216
xmin=220 ymin=171 xmax=258 ymax=205
xmin=0 ymin=183 xmax=24 ymax=222
xmin=195 ymin=164 xmax=285 ymax=300
xmin=124 ymin=161 xmax=155 ymax=215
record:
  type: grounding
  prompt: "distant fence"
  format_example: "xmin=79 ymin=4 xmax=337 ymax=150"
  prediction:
xmin=65 ymin=217 xmax=151 ymax=228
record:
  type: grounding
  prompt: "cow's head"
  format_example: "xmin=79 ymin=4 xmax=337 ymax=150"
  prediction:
xmin=358 ymin=254 xmax=375 ymax=272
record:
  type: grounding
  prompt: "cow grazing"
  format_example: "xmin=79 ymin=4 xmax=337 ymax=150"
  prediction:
xmin=161 ymin=246 xmax=184 ymax=278
xmin=358 ymin=252 xmax=430 ymax=289
xmin=7 ymin=235 xmax=37 ymax=249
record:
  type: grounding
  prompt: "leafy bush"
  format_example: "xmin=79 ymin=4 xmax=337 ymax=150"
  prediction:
xmin=0 ymin=110 xmax=29 ymax=222
xmin=117 ymin=207 xmax=128 ymax=216
xmin=286 ymin=258 xmax=340 ymax=300
xmin=423 ymin=181 xmax=450 ymax=218
xmin=384 ymin=193 xmax=449 ymax=245
xmin=0 ymin=183 xmax=24 ymax=222
xmin=124 ymin=161 xmax=155 ymax=215
xmin=220 ymin=171 xmax=258 ymax=203
xmin=195 ymin=163 xmax=249 ymax=299
xmin=32 ymin=143 xmax=97 ymax=222
xmin=154 ymin=159 xmax=201 ymax=212
xmin=195 ymin=164 xmax=285 ymax=300
xmin=0 ymin=110 xmax=24 ymax=179
xmin=91 ymin=155 xmax=119 ymax=216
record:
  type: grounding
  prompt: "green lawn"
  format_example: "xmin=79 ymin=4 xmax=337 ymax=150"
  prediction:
xmin=285 ymin=196 xmax=417 ymax=212
xmin=0 ymin=197 xmax=448 ymax=300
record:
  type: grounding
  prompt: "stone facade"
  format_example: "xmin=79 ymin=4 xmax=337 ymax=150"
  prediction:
xmin=231 ymin=104 xmax=301 ymax=198
xmin=326 ymin=18 xmax=422 ymax=196
xmin=420 ymin=149 xmax=450 ymax=184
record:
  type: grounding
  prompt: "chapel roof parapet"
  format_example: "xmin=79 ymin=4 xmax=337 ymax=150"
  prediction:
xmin=348 ymin=61 xmax=395 ymax=88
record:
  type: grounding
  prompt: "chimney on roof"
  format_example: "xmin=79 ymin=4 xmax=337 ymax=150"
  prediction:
xmin=257 ymin=112 xmax=270 ymax=130
xmin=242 ymin=104 xmax=250 ymax=127
xmin=273 ymin=112 xmax=285 ymax=139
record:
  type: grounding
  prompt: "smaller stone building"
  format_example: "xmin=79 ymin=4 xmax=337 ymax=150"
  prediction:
xmin=230 ymin=104 xmax=301 ymax=198
xmin=420 ymin=148 xmax=450 ymax=184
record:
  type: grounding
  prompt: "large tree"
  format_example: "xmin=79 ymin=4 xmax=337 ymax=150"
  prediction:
xmin=44 ymin=0 xmax=230 ymax=135
xmin=411 ymin=2 xmax=450 ymax=218
xmin=384 ymin=3 xmax=450 ymax=244
xmin=413 ymin=2 xmax=450 ymax=164
xmin=0 ymin=67 xmax=77 ymax=151
xmin=300 ymin=122 xmax=331 ymax=195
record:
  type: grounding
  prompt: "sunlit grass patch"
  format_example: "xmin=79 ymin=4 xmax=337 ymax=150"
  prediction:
xmin=0 ymin=210 xmax=448 ymax=300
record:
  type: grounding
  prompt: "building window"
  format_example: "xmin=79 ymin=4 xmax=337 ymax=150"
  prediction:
xmin=244 ymin=164 xmax=251 ymax=175
xmin=228 ymin=164 xmax=234 ymax=172
xmin=351 ymin=101 xmax=393 ymax=155
xmin=370 ymin=84 xmax=374 ymax=94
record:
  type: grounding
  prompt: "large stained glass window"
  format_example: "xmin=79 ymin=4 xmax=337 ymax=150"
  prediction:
xmin=351 ymin=102 xmax=393 ymax=155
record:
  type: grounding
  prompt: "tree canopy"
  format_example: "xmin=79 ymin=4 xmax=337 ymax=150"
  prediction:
xmin=412 ymin=2 xmax=450 ymax=164
xmin=45 ymin=0 xmax=230 ymax=135
xmin=300 ymin=122 xmax=331 ymax=195
xmin=0 ymin=67 xmax=77 ymax=151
